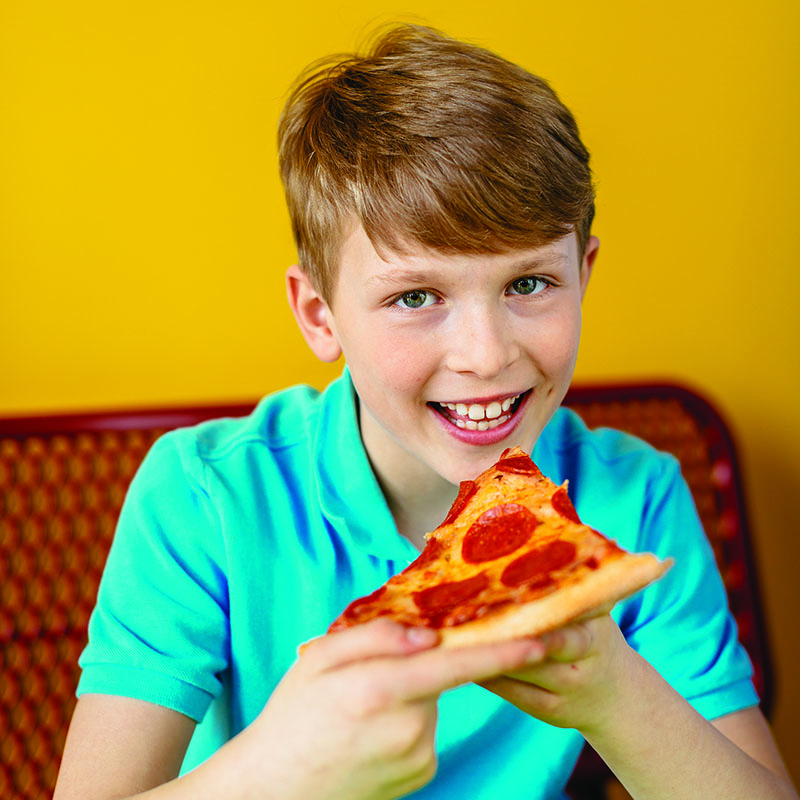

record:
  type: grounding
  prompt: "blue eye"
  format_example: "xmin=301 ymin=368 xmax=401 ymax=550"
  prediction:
xmin=507 ymin=276 xmax=550 ymax=296
xmin=394 ymin=290 xmax=437 ymax=309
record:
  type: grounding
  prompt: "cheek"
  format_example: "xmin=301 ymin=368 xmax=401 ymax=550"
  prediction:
xmin=523 ymin=307 xmax=582 ymax=373
xmin=353 ymin=326 xmax=437 ymax=393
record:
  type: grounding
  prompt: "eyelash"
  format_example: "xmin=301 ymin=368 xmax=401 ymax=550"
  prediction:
xmin=390 ymin=276 xmax=554 ymax=310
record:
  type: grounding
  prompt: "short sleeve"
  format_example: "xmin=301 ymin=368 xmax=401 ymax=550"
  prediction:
xmin=77 ymin=431 xmax=230 ymax=722
xmin=616 ymin=456 xmax=759 ymax=719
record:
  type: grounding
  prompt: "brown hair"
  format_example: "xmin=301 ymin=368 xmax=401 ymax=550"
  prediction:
xmin=278 ymin=24 xmax=595 ymax=303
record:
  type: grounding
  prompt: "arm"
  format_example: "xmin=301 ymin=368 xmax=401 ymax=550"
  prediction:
xmin=480 ymin=614 xmax=798 ymax=799
xmin=53 ymin=695 xmax=196 ymax=800
xmin=584 ymin=642 xmax=796 ymax=799
xmin=54 ymin=619 xmax=548 ymax=800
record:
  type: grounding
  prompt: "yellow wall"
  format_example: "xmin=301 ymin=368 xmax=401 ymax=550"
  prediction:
xmin=2 ymin=0 xmax=799 ymax=782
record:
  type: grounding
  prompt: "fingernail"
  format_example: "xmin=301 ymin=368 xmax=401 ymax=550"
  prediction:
xmin=405 ymin=626 xmax=439 ymax=647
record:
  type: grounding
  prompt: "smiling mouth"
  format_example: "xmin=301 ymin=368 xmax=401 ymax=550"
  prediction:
xmin=428 ymin=390 xmax=530 ymax=431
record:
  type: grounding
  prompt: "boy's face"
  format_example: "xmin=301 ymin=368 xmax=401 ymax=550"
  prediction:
xmin=294 ymin=224 xmax=597 ymax=488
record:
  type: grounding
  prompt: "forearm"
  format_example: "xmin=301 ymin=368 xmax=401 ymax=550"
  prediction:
xmin=128 ymin=730 xmax=300 ymax=800
xmin=55 ymin=747 xmax=239 ymax=800
xmin=583 ymin=652 xmax=797 ymax=800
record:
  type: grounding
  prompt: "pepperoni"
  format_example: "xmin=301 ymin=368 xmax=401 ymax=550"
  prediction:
xmin=439 ymin=480 xmax=478 ymax=527
xmin=462 ymin=503 xmax=538 ymax=563
xmin=495 ymin=453 xmax=542 ymax=477
xmin=551 ymin=486 xmax=581 ymax=523
xmin=413 ymin=572 xmax=488 ymax=619
xmin=500 ymin=540 xmax=577 ymax=587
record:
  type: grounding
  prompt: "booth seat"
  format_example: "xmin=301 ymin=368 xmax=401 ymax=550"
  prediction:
xmin=0 ymin=384 xmax=772 ymax=800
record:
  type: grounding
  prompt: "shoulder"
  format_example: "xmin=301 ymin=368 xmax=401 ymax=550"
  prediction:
xmin=138 ymin=383 xmax=327 ymax=489
xmin=178 ymin=383 xmax=322 ymax=459
xmin=106 ymin=381 xmax=344 ymax=596
xmin=126 ymin=374 xmax=366 ymax=546
xmin=539 ymin=405 xmax=680 ymax=485
xmin=536 ymin=406 xmax=688 ymax=551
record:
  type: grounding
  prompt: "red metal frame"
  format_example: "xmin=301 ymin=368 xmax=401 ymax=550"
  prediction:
xmin=0 ymin=402 xmax=256 ymax=438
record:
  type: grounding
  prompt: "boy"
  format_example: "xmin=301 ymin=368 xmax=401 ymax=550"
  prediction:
xmin=55 ymin=24 xmax=796 ymax=799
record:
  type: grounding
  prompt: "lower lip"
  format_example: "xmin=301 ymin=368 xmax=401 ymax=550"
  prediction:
xmin=429 ymin=391 xmax=531 ymax=446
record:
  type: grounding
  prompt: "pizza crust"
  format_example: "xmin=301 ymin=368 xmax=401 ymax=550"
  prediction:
xmin=437 ymin=551 xmax=672 ymax=649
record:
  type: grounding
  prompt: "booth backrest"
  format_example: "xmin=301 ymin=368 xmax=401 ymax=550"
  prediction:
xmin=0 ymin=386 xmax=771 ymax=800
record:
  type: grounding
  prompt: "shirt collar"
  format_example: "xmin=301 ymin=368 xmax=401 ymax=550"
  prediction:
xmin=312 ymin=367 xmax=419 ymax=562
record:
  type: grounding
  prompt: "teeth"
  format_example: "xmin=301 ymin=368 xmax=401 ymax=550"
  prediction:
xmin=437 ymin=393 xmax=522 ymax=426
xmin=468 ymin=404 xmax=485 ymax=421
xmin=460 ymin=414 xmax=510 ymax=431
xmin=485 ymin=401 xmax=501 ymax=419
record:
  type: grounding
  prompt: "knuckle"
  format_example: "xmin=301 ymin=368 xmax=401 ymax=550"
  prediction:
xmin=384 ymin=713 xmax=428 ymax=758
xmin=348 ymin=681 xmax=394 ymax=719
xmin=551 ymin=624 xmax=592 ymax=663
xmin=537 ymin=689 xmax=563 ymax=716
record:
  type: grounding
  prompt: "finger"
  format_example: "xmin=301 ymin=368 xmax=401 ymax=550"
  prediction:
xmin=301 ymin=619 xmax=440 ymax=673
xmin=538 ymin=621 xmax=595 ymax=663
xmin=370 ymin=637 xmax=547 ymax=702
xmin=478 ymin=674 xmax=557 ymax=713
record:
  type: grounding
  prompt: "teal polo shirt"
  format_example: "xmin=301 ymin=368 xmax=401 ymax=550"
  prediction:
xmin=78 ymin=370 xmax=758 ymax=797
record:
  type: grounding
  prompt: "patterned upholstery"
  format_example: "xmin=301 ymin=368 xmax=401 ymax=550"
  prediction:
xmin=0 ymin=387 xmax=771 ymax=800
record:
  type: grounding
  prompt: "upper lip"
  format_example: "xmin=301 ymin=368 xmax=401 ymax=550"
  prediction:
xmin=430 ymin=389 xmax=529 ymax=406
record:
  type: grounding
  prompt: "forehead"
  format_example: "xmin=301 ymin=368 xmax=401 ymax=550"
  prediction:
xmin=334 ymin=224 xmax=578 ymax=290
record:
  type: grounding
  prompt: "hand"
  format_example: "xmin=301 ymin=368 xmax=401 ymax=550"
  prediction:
xmin=478 ymin=610 xmax=633 ymax=736
xmin=221 ymin=619 xmax=547 ymax=800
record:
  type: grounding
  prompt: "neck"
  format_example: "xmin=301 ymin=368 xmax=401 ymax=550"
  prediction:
xmin=358 ymin=409 xmax=458 ymax=551
xmin=376 ymin=459 xmax=457 ymax=551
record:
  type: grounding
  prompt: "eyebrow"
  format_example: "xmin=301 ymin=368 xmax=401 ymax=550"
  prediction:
xmin=365 ymin=269 xmax=448 ymax=288
xmin=365 ymin=252 xmax=569 ymax=289
xmin=507 ymin=252 xmax=570 ymax=271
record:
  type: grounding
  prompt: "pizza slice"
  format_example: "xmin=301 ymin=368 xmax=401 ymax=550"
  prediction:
xmin=329 ymin=447 xmax=671 ymax=648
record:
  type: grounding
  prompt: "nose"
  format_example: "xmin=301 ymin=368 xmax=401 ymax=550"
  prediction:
xmin=444 ymin=304 xmax=521 ymax=380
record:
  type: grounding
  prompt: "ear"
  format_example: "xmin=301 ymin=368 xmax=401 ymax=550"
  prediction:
xmin=579 ymin=235 xmax=600 ymax=299
xmin=285 ymin=264 xmax=342 ymax=363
